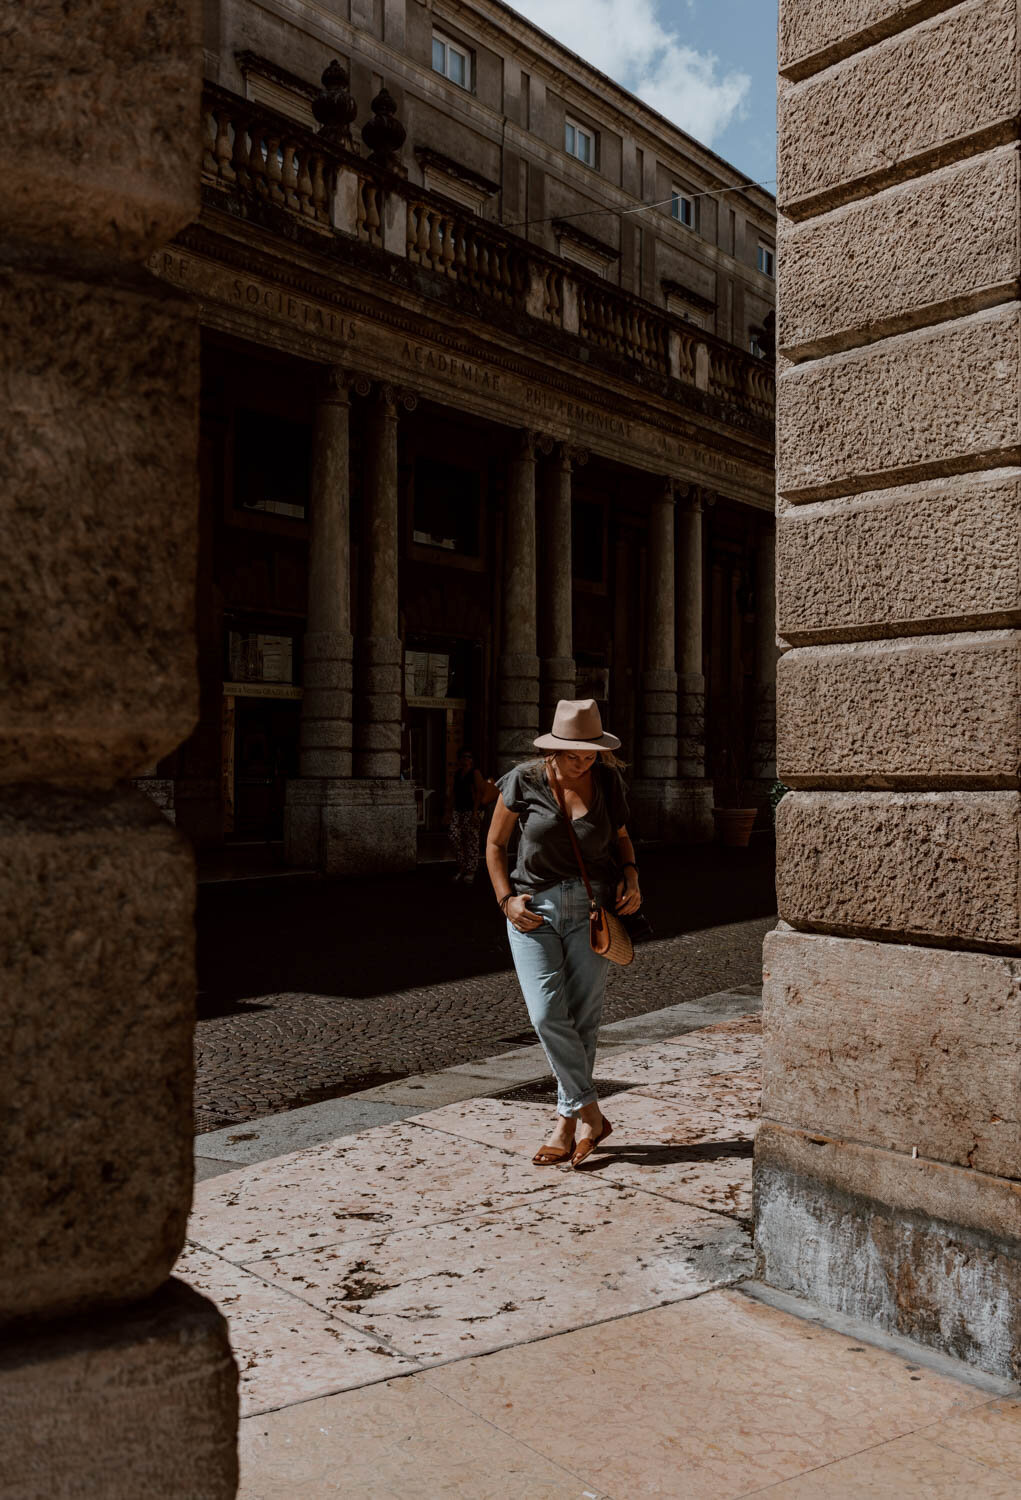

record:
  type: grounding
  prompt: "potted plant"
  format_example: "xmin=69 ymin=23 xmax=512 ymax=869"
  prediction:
xmin=710 ymin=689 xmax=774 ymax=847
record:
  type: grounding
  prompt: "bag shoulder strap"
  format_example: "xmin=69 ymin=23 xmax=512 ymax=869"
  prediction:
xmin=546 ymin=759 xmax=597 ymax=907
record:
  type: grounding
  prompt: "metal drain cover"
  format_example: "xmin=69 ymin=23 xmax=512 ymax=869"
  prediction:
xmin=489 ymin=1077 xmax=638 ymax=1104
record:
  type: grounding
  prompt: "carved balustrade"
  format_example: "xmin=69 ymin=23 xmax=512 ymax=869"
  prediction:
xmin=199 ymin=86 xmax=774 ymax=420
xmin=203 ymin=89 xmax=334 ymax=226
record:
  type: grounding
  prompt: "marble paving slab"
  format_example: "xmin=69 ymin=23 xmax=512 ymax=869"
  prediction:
xmin=177 ymin=1243 xmax=421 ymax=1418
xmin=424 ymin=1289 xmax=996 ymax=1500
xmin=413 ymin=1082 xmax=758 ymax=1221
xmin=920 ymin=1398 xmax=1021 ymax=1480
xmin=757 ymin=1430 xmax=1020 ymax=1498
xmin=237 ymin=1376 xmax=608 ymax=1499
xmin=604 ymin=1017 xmax=762 ymax=1088
xmin=188 ymin=1119 xmax=596 ymax=1263
xmin=244 ymin=1184 xmax=754 ymax=1368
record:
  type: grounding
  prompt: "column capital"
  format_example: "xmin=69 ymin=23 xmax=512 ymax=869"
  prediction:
xmin=514 ymin=428 xmax=554 ymax=459
xmin=317 ymin=365 xmax=361 ymax=405
xmin=356 ymin=381 xmax=417 ymax=414
xmin=657 ymin=476 xmax=677 ymax=506
xmin=677 ymin=483 xmax=706 ymax=514
xmin=559 ymin=442 xmax=589 ymax=470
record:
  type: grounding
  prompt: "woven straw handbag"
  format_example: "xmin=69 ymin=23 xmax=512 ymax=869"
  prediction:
xmin=548 ymin=762 xmax=635 ymax=967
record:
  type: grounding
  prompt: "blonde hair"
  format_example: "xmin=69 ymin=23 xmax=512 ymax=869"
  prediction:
xmin=518 ymin=749 xmax=629 ymax=780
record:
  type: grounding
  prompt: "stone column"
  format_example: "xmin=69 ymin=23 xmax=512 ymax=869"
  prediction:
xmin=355 ymin=383 xmax=409 ymax=779
xmin=539 ymin=443 xmax=582 ymax=722
xmin=300 ymin=382 xmax=417 ymax=875
xmin=753 ymin=525 xmax=778 ymax=783
xmin=497 ymin=430 xmax=543 ymax=771
xmin=677 ymin=486 xmax=705 ymax=780
xmin=632 ymin=481 xmax=687 ymax=841
xmin=0 ymin=2 xmax=237 ymax=1493
xmin=761 ymin=0 xmax=1021 ymax=1381
xmin=284 ymin=366 xmax=356 ymax=868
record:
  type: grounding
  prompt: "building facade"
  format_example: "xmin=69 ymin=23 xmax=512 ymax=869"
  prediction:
xmin=144 ymin=0 xmax=776 ymax=872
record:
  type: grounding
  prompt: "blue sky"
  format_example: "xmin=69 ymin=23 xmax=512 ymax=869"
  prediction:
xmin=508 ymin=0 xmax=778 ymax=188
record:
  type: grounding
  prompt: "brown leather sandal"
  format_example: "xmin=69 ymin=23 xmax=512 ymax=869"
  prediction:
xmin=570 ymin=1116 xmax=612 ymax=1169
xmin=532 ymin=1133 xmax=576 ymax=1166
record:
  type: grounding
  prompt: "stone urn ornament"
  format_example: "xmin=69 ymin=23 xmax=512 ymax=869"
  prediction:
xmin=361 ymin=86 xmax=407 ymax=169
xmin=313 ymin=60 xmax=357 ymax=148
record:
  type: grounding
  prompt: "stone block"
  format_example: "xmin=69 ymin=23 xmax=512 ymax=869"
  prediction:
xmin=4 ymin=0 xmax=202 ymax=255
xmin=776 ymin=632 xmax=1021 ymax=787
xmin=0 ymin=787 xmax=194 ymax=1322
xmin=754 ymin=1122 xmax=1021 ymax=1380
xmin=317 ymin=780 xmax=417 ymax=875
xmin=779 ymin=0 xmax=964 ymax=80
xmin=354 ymin=721 xmax=401 ymax=752
xmin=303 ymin=658 xmax=354 ymax=690
xmin=776 ymin=790 xmax=1021 ymax=945
xmin=762 ymin=928 xmax=1021 ymax=1177
xmin=778 ymin=0 xmax=1019 ymax=217
xmin=1 ymin=256 xmax=199 ymax=782
xmin=300 ymin=689 xmax=352 ymax=721
xmin=777 ymin=305 xmax=1021 ymax=501
xmin=0 ymin=1280 xmax=238 ymax=1498
xmin=777 ymin=470 xmax=1021 ymax=642
xmin=778 ymin=146 xmax=1021 ymax=358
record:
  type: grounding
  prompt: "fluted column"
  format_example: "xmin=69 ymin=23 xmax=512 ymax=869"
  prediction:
xmin=298 ymin=366 xmax=354 ymax=780
xmin=497 ymin=429 xmax=544 ymax=771
xmin=754 ymin=523 xmax=778 ymax=781
xmin=354 ymin=384 xmax=415 ymax=778
xmin=677 ymin=486 xmax=705 ymax=778
xmin=639 ymin=479 xmax=678 ymax=778
xmin=539 ymin=443 xmax=584 ymax=721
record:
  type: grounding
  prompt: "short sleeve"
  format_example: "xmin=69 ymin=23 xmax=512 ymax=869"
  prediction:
xmin=607 ymin=769 xmax=630 ymax=830
xmin=496 ymin=766 xmax=530 ymax=816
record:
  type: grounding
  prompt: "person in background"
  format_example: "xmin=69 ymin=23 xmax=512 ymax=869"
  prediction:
xmin=445 ymin=747 xmax=486 ymax=883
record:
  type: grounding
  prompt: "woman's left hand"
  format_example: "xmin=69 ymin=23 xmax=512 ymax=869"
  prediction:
xmin=615 ymin=871 xmax=642 ymax=915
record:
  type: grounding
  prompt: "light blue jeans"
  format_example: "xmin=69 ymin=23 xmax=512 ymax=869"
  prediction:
xmin=506 ymin=878 xmax=611 ymax=1116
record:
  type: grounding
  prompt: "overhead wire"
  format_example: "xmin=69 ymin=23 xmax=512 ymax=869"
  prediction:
xmin=500 ymin=177 xmax=777 ymax=232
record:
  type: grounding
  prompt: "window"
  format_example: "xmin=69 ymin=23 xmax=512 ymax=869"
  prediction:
xmin=565 ymin=117 xmax=595 ymax=167
xmin=671 ymin=189 xmax=695 ymax=228
xmin=412 ymin=457 xmax=481 ymax=557
xmin=233 ymin=409 xmax=311 ymax=519
xmin=432 ymin=32 xmax=471 ymax=89
xmin=750 ymin=334 xmax=765 ymax=358
xmin=757 ymin=243 xmax=775 ymax=277
xmin=666 ymin=291 xmax=706 ymax=329
xmin=226 ymin=629 xmax=296 ymax=685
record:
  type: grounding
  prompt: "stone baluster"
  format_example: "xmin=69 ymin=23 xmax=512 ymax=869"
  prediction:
xmin=539 ymin=443 xmax=585 ymax=723
xmin=497 ymin=429 xmax=546 ymax=771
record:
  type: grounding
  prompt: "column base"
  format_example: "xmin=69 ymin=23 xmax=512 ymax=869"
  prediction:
xmin=755 ymin=1122 xmax=1021 ymax=1383
xmin=285 ymin=778 xmax=417 ymax=875
xmin=629 ymin=778 xmax=714 ymax=844
xmin=0 ymin=1280 xmax=238 ymax=1498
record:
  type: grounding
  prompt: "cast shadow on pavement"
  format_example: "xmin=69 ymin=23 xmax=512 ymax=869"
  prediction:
xmin=196 ymin=840 xmax=776 ymax=1017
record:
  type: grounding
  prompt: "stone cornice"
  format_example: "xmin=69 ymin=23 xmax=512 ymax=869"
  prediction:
xmin=181 ymin=204 xmax=772 ymax=467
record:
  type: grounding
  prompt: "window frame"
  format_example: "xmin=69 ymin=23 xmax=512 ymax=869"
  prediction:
xmin=671 ymin=188 xmax=695 ymax=229
xmin=432 ymin=30 xmax=473 ymax=91
xmin=564 ymin=115 xmax=597 ymax=168
xmin=757 ymin=242 xmax=775 ymax=278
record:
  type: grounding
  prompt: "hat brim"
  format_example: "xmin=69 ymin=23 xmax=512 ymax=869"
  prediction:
xmin=533 ymin=732 xmax=621 ymax=752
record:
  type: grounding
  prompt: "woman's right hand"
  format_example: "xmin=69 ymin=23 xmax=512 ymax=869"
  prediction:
xmin=506 ymin=893 xmax=544 ymax=932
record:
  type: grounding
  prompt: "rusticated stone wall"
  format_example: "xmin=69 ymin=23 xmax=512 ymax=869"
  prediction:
xmin=0 ymin=2 xmax=238 ymax=1493
xmin=760 ymin=0 xmax=1021 ymax=1379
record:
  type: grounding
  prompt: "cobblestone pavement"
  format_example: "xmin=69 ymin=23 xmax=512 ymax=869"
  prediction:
xmin=195 ymin=842 xmax=777 ymax=1130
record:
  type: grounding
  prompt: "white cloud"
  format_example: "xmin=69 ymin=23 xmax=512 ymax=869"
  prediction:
xmin=508 ymin=0 xmax=749 ymax=146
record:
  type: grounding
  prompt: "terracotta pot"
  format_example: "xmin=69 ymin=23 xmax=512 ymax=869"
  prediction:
xmin=712 ymin=807 xmax=758 ymax=847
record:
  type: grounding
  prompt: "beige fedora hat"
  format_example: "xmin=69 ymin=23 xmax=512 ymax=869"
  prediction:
xmin=534 ymin=698 xmax=621 ymax=752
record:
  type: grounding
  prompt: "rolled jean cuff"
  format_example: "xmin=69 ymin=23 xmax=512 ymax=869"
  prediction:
xmin=560 ymin=1086 xmax=599 ymax=1116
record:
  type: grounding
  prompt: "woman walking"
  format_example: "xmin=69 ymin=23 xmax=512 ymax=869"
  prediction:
xmin=486 ymin=699 xmax=642 ymax=1167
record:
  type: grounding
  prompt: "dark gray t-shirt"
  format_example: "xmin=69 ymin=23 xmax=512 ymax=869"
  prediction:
xmin=497 ymin=760 xmax=630 ymax=893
